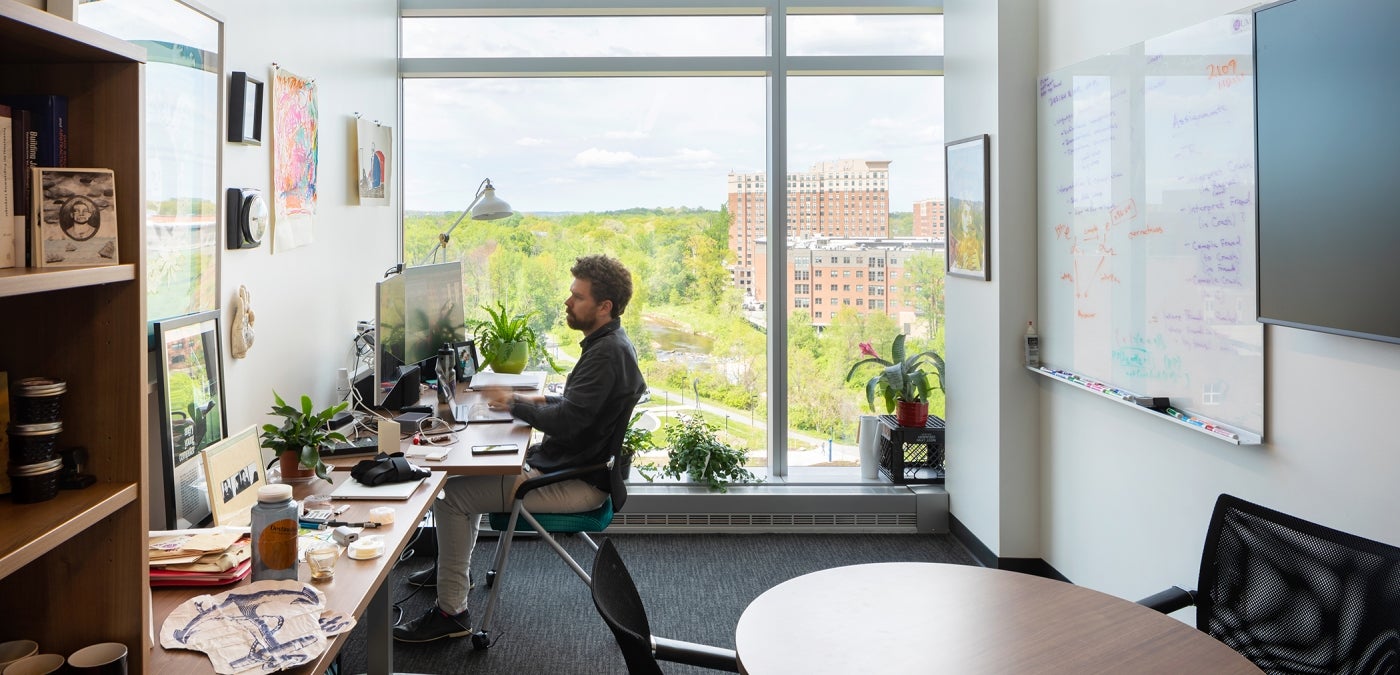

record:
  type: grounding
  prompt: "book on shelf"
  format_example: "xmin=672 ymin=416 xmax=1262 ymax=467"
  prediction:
xmin=0 ymin=104 xmax=13 ymax=269
xmin=31 ymin=167 xmax=119 ymax=267
xmin=0 ymin=94 xmax=68 ymax=169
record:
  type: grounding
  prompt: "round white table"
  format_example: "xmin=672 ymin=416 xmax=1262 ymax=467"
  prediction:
xmin=734 ymin=562 xmax=1262 ymax=674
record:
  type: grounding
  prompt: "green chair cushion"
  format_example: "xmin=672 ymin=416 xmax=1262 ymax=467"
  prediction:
xmin=488 ymin=497 xmax=614 ymax=533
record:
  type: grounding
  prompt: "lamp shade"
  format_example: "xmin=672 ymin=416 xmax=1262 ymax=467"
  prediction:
xmin=470 ymin=187 xmax=512 ymax=220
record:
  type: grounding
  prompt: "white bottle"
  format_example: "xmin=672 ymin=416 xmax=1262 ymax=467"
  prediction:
xmin=1024 ymin=321 xmax=1040 ymax=368
xmin=250 ymin=484 xmax=299 ymax=581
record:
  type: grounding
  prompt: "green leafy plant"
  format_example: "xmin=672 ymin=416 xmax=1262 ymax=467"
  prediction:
xmin=469 ymin=302 xmax=562 ymax=373
xmin=258 ymin=392 xmax=349 ymax=482
xmin=656 ymin=413 xmax=759 ymax=493
xmin=621 ymin=411 xmax=657 ymax=461
xmin=844 ymin=334 xmax=946 ymax=413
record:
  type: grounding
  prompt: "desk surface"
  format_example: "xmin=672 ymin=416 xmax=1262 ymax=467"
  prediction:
xmin=148 ymin=470 xmax=447 ymax=675
xmin=734 ymin=562 xmax=1263 ymax=675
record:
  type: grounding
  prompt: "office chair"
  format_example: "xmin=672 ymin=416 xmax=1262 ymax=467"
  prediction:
xmin=591 ymin=538 xmax=740 ymax=673
xmin=1137 ymin=493 xmax=1400 ymax=675
xmin=470 ymin=394 xmax=641 ymax=650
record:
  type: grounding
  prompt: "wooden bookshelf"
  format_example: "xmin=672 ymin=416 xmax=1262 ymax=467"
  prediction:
xmin=0 ymin=0 xmax=148 ymax=668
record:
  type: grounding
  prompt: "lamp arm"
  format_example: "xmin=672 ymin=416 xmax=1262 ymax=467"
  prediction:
xmin=418 ymin=178 xmax=490 ymax=265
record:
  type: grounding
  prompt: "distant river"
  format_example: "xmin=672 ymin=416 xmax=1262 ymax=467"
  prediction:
xmin=643 ymin=316 xmax=714 ymax=354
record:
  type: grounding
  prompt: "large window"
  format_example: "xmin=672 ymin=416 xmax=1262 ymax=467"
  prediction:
xmin=401 ymin=1 xmax=944 ymax=481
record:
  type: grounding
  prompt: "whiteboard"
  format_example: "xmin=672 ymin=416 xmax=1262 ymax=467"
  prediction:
xmin=1036 ymin=12 xmax=1263 ymax=435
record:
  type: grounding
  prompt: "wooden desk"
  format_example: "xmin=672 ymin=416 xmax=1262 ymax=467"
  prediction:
xmin=734 ymin=563 xmax=1263 ymax=674
xmin=149 ymin=470 xmax=447 ymax=675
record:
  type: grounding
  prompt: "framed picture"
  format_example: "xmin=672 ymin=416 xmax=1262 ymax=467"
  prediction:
xmin=154 ymin=310 xmax=228 ymax=529
xmin=945 ymin=134 xmax=991 ymax=280
xmin=201 ymin=426 xmax=265 ymax=527
xmin=31 ymin=167 xmax=119 ymax=268
xmin=228 ymin=71 xmax=263 ymax=144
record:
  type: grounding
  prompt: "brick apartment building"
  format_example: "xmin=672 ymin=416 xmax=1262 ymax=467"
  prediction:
xmin=728 ymin=159 xmax=892 ymax=297
xmin=913 ymin=198 xmax=947 ymax=240
xmin=752 ymin=237 xmax=944 ymax=332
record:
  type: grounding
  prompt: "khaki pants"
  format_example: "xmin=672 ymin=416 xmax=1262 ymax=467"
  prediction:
xmin=432 ymin=465 xmax=607 ymax=614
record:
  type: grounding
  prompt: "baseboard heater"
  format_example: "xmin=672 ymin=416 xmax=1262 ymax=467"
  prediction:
xmin=608 ymin=485 xmax=948 ymax=534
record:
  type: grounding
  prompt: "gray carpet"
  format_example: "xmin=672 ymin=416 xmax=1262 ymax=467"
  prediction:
xmin=339 ymin=532 xmax=977 ymax=674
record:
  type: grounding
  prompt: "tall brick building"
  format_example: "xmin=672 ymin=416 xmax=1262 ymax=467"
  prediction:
xmin=728 ymin=159 xmax=891 ymax=297
xmin=913 ymin=198 xmax=946 ymax=240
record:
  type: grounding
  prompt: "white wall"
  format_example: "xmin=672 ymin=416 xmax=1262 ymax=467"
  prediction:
xmin=945 ymin=0 xmax=1400 ymax=609
xmin=205 ymin=0 xmax=400 ymax=434
xmin=944 ymin=0 xmax=1042 ymax=560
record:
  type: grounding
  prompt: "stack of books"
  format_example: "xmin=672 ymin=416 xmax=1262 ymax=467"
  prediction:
xmin=148 ymin=529 xmax=251 ymax=587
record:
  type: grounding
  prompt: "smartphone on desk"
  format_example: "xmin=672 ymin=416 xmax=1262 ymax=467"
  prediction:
xmin=471 ymin=443 xmax=519 ymax=455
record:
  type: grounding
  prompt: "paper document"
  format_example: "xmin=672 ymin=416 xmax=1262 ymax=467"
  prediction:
xmin=469 ymin=370 xmax=546 ymax=391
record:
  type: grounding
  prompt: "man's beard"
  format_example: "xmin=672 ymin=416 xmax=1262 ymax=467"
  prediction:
xmin=566 ymin=311 xmax=596 ymax=332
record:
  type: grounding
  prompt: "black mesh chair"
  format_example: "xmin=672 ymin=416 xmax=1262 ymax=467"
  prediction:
xmin=590 ymin=538 xmax=740 ymax=674
xmin=1138 ymin=493 xmax=1400 ymax=674
xmin=469 ymin=394 xmax=640 ymax=650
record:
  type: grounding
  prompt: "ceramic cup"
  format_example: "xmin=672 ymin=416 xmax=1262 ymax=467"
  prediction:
xmin=0 ymin=641 xmax=39 ymax=672
xmin=1 ymin=653 xmax=64 ymax=675
xmin=66 ymin=642 xmax=127 ymax=675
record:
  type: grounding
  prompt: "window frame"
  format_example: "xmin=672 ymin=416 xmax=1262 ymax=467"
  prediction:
xmin=399 ymin=0 xmax=944 ymax=477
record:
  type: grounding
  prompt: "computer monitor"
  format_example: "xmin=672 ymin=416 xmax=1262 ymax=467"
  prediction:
xmin=403 ymin=261 xmax=466 ymax=366
xmin=370 ymin=261 xmax=466 ymax=408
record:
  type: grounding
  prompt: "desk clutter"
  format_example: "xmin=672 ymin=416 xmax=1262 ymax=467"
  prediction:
xmin=149 ymin=529 xmax=252 ymax=587
xmin=159 ymin=580 xmax=355 ymax=675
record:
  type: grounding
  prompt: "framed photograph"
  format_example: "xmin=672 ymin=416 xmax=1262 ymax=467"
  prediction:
xmin=201 ymin=426 xmax=265 ymax=527
xmin=228 ymin=71 xmax=263 ymax=144
xmin=31 ymin=167 xmax=119 ymax=268
xmin=154 ymin=310 xmax=228 ymax=529
xmin=945 ymin=134 xmax=991 ymax=280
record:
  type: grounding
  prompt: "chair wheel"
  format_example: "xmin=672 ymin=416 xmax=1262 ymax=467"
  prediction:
xmin=486 ymin=570 xmax=496 ymax=588
xmin=471 ymin=630 xmax=491 ymax=650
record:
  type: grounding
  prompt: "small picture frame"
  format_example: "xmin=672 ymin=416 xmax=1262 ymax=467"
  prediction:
xmin=32 ymin=167 xmax=119 ymax=268
xmin=200 ymin=426 xmax=265 ymax=527
xmin=945 ymin=134 xmax=991 ymax=280
xmin=228 ymin=71 xmax=264 ymax=144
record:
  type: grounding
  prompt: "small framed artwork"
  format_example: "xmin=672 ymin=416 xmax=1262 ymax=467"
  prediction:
xmin=154 ymin=310 xmax=228 ymax=528
xmin=228 ymin=71 xmax=264 ymax=144
xmin=945 ymin=134 xmax=991 ymax=280
xmin=31 ymin=167 xmax=119 ymax=267
xmin=200 ymin=426 xmax=265 ymax=527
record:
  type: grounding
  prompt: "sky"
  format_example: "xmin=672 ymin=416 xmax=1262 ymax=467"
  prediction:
xmin=401 ymin=14 xmax=946 ymax=214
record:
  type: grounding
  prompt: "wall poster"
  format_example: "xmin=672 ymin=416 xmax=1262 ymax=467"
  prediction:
xmin=271 ymin=64 xmax=318 ymax=252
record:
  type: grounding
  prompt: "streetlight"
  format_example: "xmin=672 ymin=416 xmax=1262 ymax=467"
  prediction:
xmin=692 ymin=378 xmax=700 ymax=410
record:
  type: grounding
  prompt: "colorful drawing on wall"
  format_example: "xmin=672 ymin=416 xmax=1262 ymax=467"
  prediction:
xmin=355 ymin=117 xmax=391 ymax=206
xmin=270 ymin=65 xmax=318 ymax=252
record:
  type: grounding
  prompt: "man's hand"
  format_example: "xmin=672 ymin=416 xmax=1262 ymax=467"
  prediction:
xmin=482 ymin=387 xmax=547 ymax=410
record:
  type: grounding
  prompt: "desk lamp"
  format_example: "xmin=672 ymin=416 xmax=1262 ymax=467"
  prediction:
xmin=419 ymin=178 xmax=513 ymax=264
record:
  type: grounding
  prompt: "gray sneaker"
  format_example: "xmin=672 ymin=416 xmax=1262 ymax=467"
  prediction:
xmin=393 ymin=606 xmax=471 ymax=642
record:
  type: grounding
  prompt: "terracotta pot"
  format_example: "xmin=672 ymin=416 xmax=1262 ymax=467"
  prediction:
xmin=278 ymin=451 xmax=316 ymax=484
xmin=894 ymin=400 xmax=929 ymax=428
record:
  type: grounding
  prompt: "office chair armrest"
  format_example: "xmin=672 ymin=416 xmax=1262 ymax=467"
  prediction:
xmin=512 ymin=462 xmax=610 ymax=499
xmin=1136 ymin=586 xmax=1197 ymax=614
xmin=653 ymin=636 xmax=740 ymax=673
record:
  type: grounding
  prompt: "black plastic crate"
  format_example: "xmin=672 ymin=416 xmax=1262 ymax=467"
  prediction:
xmin=877 ymin=414 xmax=946 ymax=484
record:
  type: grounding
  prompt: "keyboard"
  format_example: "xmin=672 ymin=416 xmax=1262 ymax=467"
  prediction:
xmin=322 ymin=437 xmax=379 ymax=456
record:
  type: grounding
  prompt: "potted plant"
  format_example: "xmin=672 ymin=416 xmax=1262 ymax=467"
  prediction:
xmin=656 ymin=413 xmax=758 ymax=493
xmin=469 ymin=302 xmax=561 ymax=374
xmin=845 ymin=334 xmax=946 ymax=428
xmin=259 ymin=392 xmax=349 ymax=483
xmin=620 ymin=410 xmax=658 ymax=479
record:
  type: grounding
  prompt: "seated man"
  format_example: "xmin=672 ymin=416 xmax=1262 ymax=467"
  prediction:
xmin=394 ymin=254 xmax=647 ymax=643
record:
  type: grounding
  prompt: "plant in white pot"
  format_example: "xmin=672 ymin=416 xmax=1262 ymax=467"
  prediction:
xmin=259 ymin=392 xmax=348 ymax=483
xmin=845 ymin=334 xmax=945 ymax=428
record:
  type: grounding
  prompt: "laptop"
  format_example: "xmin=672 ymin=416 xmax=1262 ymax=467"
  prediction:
xmin=438 ymin=376 xmax=517 ymax=424
xmin=329 ymin=475 xmax=427 ymax=500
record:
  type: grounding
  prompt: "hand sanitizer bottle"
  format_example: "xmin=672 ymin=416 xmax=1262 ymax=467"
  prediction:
xmin=1024 ymin=321 xmax=1040 ymax=368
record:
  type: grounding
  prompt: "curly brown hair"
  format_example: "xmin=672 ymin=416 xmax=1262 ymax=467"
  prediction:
xmin=571 ymin=255 xmax=633 ymax=318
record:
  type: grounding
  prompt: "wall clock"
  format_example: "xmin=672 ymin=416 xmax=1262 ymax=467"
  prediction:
xmin=226 ymin=187 xmax=267 ymax=249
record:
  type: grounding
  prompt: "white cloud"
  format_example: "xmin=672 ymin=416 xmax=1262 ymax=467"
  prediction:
xmin=604 ymin=130 xmax=649 ymax=140
xmin=516 ymin=136 xmax=550 ymax=147
xmin=574 ymin=148 xmax=641 ymax=168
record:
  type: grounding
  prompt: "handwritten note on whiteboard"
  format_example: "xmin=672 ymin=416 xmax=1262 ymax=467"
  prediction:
xmin=1036 ymin=12 xmax=1263 ymax=435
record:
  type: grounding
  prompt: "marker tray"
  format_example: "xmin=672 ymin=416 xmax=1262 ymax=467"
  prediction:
xmin=877 ymin=415 xmax=946 ymax=484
